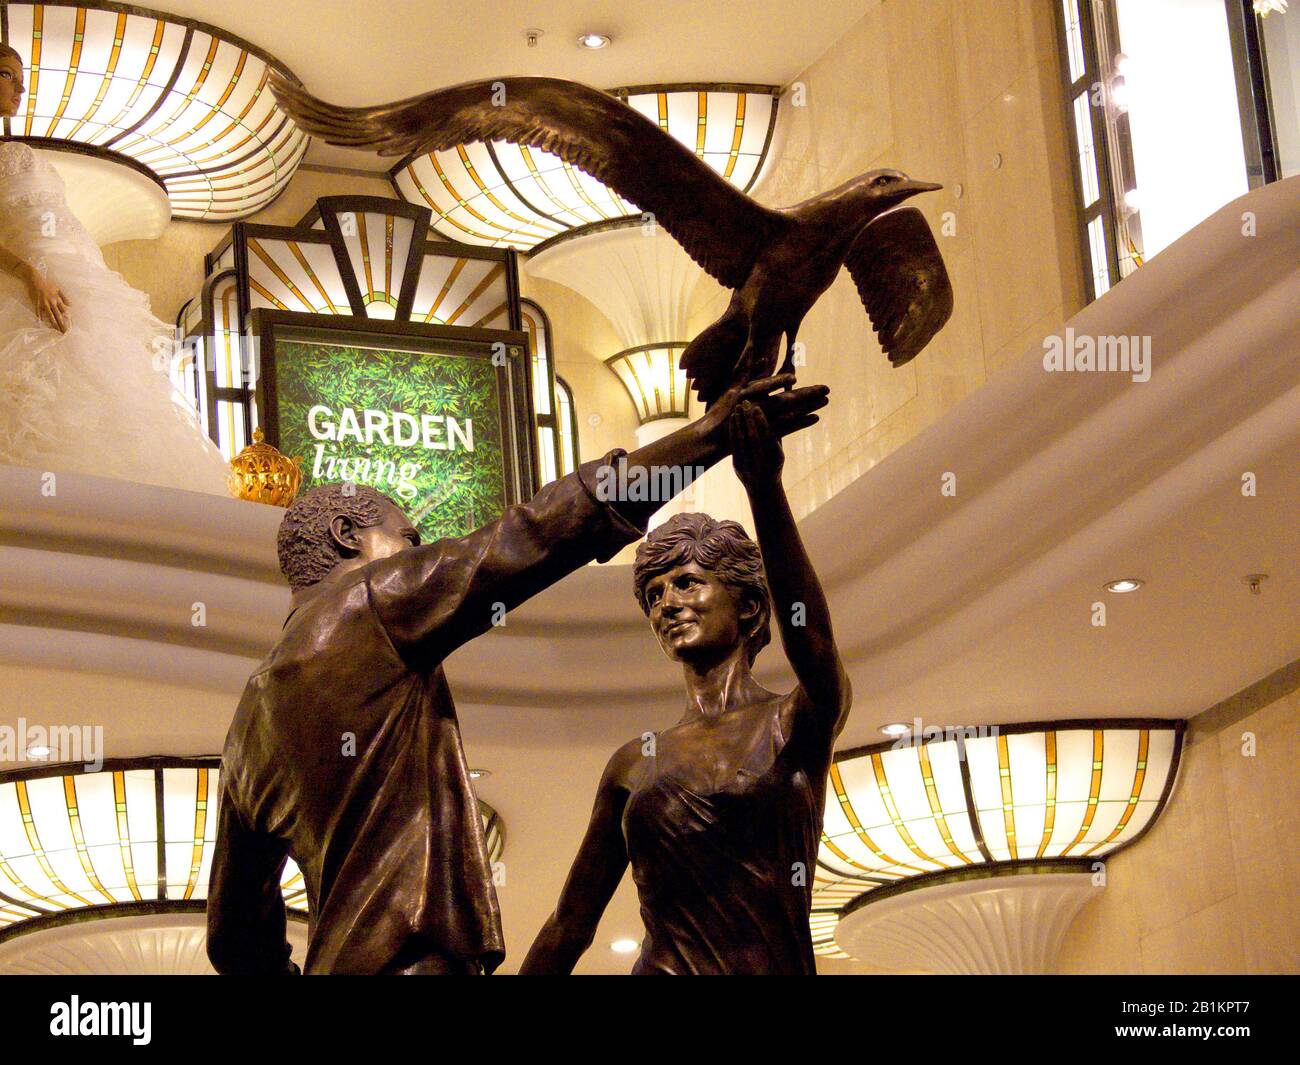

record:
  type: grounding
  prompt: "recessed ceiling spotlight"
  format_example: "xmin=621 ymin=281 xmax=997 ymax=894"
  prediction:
xmin=26 ymin=745 xmax=52 ymax=759
xmin=524 ymin=28 xmax=544 ymax=48
xmin=610 ymin=938 xmax=639 ymax=953
xmin=1105 ymin=578 xmax=1144 ymax=593
xmin=468 ymin=768 xmax=491 ymax=780
xmin=577 ymin=32 xmax=611 ymax=49
xmin=1242 ymin=573 xmax=1269 ymax=595
xmin=879 ymin=723 xmax=910 ymax=737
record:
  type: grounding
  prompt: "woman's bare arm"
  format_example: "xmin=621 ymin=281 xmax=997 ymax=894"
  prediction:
xmin=731 ymin=400 xmax=851 ymax=736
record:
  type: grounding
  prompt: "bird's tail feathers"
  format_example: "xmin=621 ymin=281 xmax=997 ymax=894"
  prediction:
xmin=681 ymin=311 xmax=750 ymax=409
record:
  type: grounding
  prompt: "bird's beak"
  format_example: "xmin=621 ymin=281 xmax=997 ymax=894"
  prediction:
xmin=897 ymin=179 xmax=943 ymax=198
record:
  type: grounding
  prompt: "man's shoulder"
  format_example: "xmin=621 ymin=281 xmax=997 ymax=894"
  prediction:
xmin=275 ymin=572 xmax=387 ymax=647
xmin=286 ymin=569 xmax=373 ymax=617
xmin=241 ymin=573 xmax=410 ymax=713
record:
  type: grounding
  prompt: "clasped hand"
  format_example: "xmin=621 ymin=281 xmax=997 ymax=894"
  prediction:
xmin=729 ymin=398 xmax=787 ymax=490
xmin=699 ymin=374 xmax=828 ymax=458
xmin=695 ymin=374 xmax=827 ymax=489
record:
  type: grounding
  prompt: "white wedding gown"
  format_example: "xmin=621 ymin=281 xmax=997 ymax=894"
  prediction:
xmin=0 ymin=140 xmax=230 ymax=493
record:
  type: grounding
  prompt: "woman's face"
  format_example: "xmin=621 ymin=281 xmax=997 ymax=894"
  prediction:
xmin=643 ymin=560 xmax=755 ymax=665
xmin=0 ymin=56 xmax=24 ymax=118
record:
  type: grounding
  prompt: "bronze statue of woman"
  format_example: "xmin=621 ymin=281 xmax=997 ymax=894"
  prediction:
xmin=521 ymin=400 xmax=851 ymax=975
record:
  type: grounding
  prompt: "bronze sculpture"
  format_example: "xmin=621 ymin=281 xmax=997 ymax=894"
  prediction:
xmin=269 ymin=75 xmax=954 ymax=406
xmin=521 ymin=400 xmax=851 ymax=974
xmin=206 ymin=374 xmax=827 ymax=974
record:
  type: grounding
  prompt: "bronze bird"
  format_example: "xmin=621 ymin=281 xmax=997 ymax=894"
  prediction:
xmin=270 ymin=75 xmax=954 ymax=406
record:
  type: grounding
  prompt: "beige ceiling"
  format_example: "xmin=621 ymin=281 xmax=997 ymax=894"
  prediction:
xmin=155 ymin=0 xmax=871 ymax=171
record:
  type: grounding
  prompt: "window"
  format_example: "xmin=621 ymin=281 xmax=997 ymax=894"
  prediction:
xmin=1057 ymin=0 xmax=1121 ymax=301
xmin=520 ymin=299 xmax=579 ymax=485
xmin=1057 ymin=0 xmax=1286 ymax=299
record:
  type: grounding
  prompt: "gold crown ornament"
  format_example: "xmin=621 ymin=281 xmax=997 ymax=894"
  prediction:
xmin=228 ymin=428 xmax=302 ymax=507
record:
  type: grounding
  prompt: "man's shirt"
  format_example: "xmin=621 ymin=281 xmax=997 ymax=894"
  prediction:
xmin=207 ymin=451 xmax=644 ymax=974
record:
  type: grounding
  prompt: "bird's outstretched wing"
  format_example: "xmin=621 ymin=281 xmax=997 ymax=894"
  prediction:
xmin=843 ymin=206 xmax=953 ymax=367
xmin=270 ymin=74 xmax=784 ymax=289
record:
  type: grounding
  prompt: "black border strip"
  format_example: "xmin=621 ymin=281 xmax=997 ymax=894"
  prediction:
xmin=955 ymin=733 xmax=995 ymax=863
xmin=152 ymin=767 xmax=167 ymax=901
xmin=607 ymin=82 xmax=780 ymax=97
xmin=484 ymin=140 xmax=566 ymax=225
xmin=526 ymin=216 xmax=645 ymax=259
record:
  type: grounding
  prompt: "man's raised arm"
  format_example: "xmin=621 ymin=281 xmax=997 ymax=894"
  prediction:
xmin=367 ymin=375 xmax=828 ymax=667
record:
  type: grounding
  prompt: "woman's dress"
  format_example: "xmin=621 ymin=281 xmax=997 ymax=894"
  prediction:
xmin=0 ymin=140 xmax=229 ymax=493
xmin=621 ymin=693 xmax=828 ymax=975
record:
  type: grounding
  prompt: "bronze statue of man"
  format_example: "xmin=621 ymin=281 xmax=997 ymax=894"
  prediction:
xmin=206 ymin=374 xmax=827 ymax=975
xmin=521 ymin=399 xmax=851 ymax=974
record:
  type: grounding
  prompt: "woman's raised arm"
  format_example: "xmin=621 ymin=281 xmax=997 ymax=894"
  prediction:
xmin=730 ymin=400 xmax=851 ymax=737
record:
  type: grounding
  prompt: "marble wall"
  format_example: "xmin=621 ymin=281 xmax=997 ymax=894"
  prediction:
xmin=1058 ymin=685 xmax=1300 ymax=974
xmin=718 ymin=0 xmax=1085 ymax=517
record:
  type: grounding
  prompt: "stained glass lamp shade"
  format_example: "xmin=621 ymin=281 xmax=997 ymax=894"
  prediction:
xmin=1 ymin=2 xmax=307 ymax=220
xmin=393 ymin=84 xmax=780 ymax=250
xmin=811 ymin=720 xmax=1184 ymax=957
xmin=605 ymin=343 xmax=692 ymax=424
xmin=0 ymin=758 xmax=504 ymax=939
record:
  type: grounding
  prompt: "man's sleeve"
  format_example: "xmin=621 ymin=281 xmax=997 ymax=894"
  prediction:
xmin=206 ymin=784 xmax=299 ymax=975
xmin=367 ymin=448 xmax=646 ymax=666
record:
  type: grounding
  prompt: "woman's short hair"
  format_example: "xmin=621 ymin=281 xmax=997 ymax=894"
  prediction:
xmin=632 ymin=512 xmax=771 ymax=665
xmin=0 ymin=44 xmax=24 ymax=64
xmin=276 ymin=483 xmax=398 ymax=591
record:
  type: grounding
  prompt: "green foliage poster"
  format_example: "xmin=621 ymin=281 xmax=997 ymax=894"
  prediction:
xmin=274 ymin=339 xmax=507 ymax=541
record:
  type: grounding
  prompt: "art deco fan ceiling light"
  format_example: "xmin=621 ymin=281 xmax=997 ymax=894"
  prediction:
xmin=0 ymin=757 xmax=504 ymax=942
xmin=810 ymin=719 xmax=1185 ymax=968
xmin=0 ymin=1 xmax=307 ymax=221
xmin=392 ymin=84 xmax=781 ymax=250
xmin=606 ymin=344 xmax=692 ymax=424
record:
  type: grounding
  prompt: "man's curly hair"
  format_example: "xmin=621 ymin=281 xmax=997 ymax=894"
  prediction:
xmin=632 ymin=512 xmax=771 ymax=665
xmin=276 ymin=483 xmax=399 ymax=591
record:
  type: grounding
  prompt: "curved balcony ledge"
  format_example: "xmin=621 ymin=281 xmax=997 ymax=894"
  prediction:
xmin=0 ymin=179 xmax=1295 ymax=746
